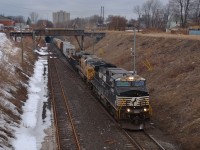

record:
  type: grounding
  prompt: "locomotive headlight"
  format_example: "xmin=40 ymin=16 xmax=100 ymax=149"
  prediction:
xmin=144 ymin=108 xmax=147 ymax=112
xmin=128 ymin=77 xmax=134 ymax=80
xmin=127 ymin=108 xmax=131 ymax=112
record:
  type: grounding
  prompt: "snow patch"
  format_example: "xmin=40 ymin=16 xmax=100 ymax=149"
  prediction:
xmin=0 ymin=50 xmax=2 ymax=59
xmin=13 ymin=134 xmax=37 ymax=150
xmin=34 ymin=47 xmax=51 ymax=56
xmin=22 ymin=94 xmax=40 ymax=128
xmin=12 ymin=54 xmax=50 ymax=150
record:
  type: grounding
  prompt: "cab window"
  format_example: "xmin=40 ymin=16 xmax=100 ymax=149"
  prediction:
xmin=133 ymin=80 xmax=145 ymax=87
xmin=116 ymin=81 xmax=131 ymax=87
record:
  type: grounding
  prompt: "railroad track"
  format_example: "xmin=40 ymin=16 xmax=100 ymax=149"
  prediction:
xmin=49 ymin=45 xmax=167 ymax=150
xmin=123 ymin=129 xmax=166 ymax=150
xmin=49 ymin=57 xmax=81 ymax=150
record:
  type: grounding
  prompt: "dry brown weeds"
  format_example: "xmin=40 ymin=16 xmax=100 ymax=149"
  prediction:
xmin=0 ymin=36 xmax=37 ymax=148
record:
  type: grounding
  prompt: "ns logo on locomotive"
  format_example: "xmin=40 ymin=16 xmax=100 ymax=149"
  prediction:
xmin=54 ymin=38 xmax=152 ymax=130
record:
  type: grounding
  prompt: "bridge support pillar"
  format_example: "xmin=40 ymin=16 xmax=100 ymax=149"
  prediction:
xmin=81 ymin=35 xmax=84 ymax=50
xmin=33 ymin=32 xmax=36 ymax=49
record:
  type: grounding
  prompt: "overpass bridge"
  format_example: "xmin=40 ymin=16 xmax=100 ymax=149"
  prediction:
xmin=10 ymin=28 xmax=106 ymax=50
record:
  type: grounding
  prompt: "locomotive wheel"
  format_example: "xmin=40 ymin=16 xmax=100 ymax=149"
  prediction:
xmin=87 ymin=82 xmax=93 ymax=90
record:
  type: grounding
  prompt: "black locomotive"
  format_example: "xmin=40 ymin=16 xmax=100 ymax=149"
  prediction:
xmin=54 ymin=38 xmax=151 ymax=130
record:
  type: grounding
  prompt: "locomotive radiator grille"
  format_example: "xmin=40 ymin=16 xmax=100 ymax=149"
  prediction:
xmin=116 ymin=96 xmax=149 ymax=107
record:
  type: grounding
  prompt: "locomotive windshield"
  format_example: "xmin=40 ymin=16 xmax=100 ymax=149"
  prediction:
xmin=115 ymin=80 xmax=145 ymax=87
xmin=133 ymin=80 xmax=145 ymax=87
xmin=116 ymin=81 xmax=131 ymax=87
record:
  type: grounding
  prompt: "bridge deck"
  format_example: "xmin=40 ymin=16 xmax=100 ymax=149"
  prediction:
xmin=10 ymin=28 xmax=105 ymax=37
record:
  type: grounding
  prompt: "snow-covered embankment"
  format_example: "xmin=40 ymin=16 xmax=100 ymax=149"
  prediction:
xmin=12 ymin=47 xmax=51 ymax=150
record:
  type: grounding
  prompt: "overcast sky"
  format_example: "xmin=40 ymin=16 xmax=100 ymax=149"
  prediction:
xmin=0 ymin=0 xmax=169 ymax=21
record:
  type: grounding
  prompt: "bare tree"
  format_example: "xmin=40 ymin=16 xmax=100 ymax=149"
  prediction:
xmin=30 ymin=12 xmax=39 ymax=24
xmin=70 ymin=15 xmax=102 ymax=29
xmin=106 ymin=15 xmax=127 ymax=31
xmin=150 ymin=0 xmax=162 ymax=28
xmin=169 ymin=0 xmax=193 ymax=27
xmin=160 ymin=5 xmax=171 ymax=29
xmin=142 ymin=0 xmax=153 ymax=28
xmin=128 ymin=19 xmax=137 ymax=29
xmin=194 ymin=0 xmax=200 ymax=24
xmin=37 ymin=20 xmax=53 ymax=28
xmin=142 ymin=0 xmax=163 ymax=28
xmin=87 ymin=15 xmax=101 ymax=29
xmin=190 ymin=0 xmax=200 ymax=25
xmin=138 ymin=0 xmax=167 ymax=29
xmin=26 ymin=17 xmax=32 ymax=25
xmin=133 ymin=5 xmax=142 ymax=31
xmin=70 ymin=17 xmax=86 ymax=29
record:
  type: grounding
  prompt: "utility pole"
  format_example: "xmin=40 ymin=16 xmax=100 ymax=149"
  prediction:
xmin=103 ymin=6 xmax=104 ymax=25
xmin=100 ymin=6 xmax=102 ymax=30
xmin=20 ymin=23 xmax=24 ymax=65
xmin=134 ymin=28 xmax=136 ymax=74
xmin=131 ymin=28 xmax=136 ymax=74
xmin=100 ymin=6 xmax=104 ymax=30
xmin=92 ymin=29 xmax=94 ymax=54
xmin=33 ymin=31 xmax=36 ymax=50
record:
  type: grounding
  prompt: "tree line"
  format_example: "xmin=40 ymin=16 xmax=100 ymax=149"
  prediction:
xmin=4 ymin=0 xmax=200 ymax=31
xmin=134 ymin=0 xmax=200 ymax=29
xmin=69 ymin=0 xmax=200 ymax=30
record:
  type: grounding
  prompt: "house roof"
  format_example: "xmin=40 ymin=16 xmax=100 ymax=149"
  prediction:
xmin=0 ymin=16 xmax=14 ymax=21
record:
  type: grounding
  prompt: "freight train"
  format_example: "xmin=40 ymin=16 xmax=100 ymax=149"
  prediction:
xmin=53 ymin=38 xmax=151 ymax=130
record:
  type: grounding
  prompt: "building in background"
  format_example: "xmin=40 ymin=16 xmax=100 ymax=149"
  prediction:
xmin=53 ymin=10 xmax=70 ymax=28
xmin=0 ymin=16 xmax=15 ymax=31
xmin=0 ymin=16 xmax=15 ymax=26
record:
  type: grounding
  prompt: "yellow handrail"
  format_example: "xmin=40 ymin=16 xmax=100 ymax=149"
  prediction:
xmin=143 ymin=59 xmax=153 ymax=71
xmin=117 ymin=99 xmax=126 ymax=119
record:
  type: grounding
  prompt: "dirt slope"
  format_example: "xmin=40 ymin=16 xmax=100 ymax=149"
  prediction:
xmin=86 ymin=31 xmax=200 ymax=149
xmin=0 ymin=35 xmax=37 ymax=149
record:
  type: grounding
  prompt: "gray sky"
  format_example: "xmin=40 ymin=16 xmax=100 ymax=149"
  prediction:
xmin=0 ymin=0 xmax=169 ymax=20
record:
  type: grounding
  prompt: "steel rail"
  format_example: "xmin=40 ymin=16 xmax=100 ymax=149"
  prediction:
xmin=121 ymin=129 xmax=144 ymax=150
xmin=48 ymin=58 xmax=61 ymax=150
xmin=52 ymin=58 xmax=81 ymax=150
xmin=144 ymin=131 xmax=166 ymax=150
xmin=124 ymin=129 xmax=166 ymax=150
